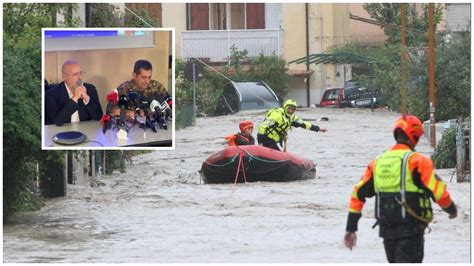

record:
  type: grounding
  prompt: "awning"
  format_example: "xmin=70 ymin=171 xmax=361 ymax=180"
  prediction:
xmin=287 ymin=69 xmax=313 ymax=77
xmin=288 ymin=52 xmax=372 ymax=65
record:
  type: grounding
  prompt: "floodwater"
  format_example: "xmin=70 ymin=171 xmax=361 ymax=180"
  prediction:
xmin=3 ymin=107 xmax=470 ymax=263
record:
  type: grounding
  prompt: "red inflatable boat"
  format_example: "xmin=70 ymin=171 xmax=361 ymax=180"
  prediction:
xmin=200 ymin=145 xmax=316 ymax=184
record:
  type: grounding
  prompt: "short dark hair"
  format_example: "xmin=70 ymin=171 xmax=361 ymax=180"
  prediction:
xmin=133 ymin=60 xmax=153 ymax=74
xmin=394 ymin=128 xmax=414 ymax=148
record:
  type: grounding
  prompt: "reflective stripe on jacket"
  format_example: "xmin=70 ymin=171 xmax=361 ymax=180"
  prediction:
xmin=347 ymin=144 xmax=454 ymax=231
xmin=373 ymin=149 xmax=432 ymax=224
xmin=258 ymin=107 xmax=311 ymax=143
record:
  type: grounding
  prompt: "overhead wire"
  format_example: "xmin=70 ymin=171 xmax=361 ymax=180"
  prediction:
xmin=122 ymin=6 xmax=281 ymax=109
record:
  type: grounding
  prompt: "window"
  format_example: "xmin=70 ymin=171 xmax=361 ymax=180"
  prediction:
xmin=230 ymin=4 xmax=246 ymax=29
xmin=187 ymin=3 xmax=264 ymax=30
xmin=210 ymin=3 xmax=228 ymax=30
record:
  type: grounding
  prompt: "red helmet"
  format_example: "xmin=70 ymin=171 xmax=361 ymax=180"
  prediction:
xmin=393 ymin=115 xmax=424 ymax=146
xmin=239 ymin=120 xmax=254 ymax=132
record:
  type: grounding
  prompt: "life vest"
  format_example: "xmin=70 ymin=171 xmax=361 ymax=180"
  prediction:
xmin=225 ymin=133 xmax=250 ymax=146
xmin=258 ymin=108 xmax=292 ymax=143
xmin=373 ymin=150 xmax=433 ymax=225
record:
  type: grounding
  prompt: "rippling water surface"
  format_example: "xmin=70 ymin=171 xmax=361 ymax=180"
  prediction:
xmin=4 ymin=108 xmax=470 ymax=263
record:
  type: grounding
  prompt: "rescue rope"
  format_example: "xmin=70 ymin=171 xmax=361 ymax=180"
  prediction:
xmin=202 ymin=154 xmax=239 ymax=167
xmin=221 ymin=94 xmax=236 ymax=113
xmin=238 ymin=148 xmax=290 ymax=163
xmin=395 ymin=198 xmax=434 ymax=225
xmin=203 ymin=146 xmax=313 ymax=187
xmin=232 ymin=151 xmax=248 ymax=191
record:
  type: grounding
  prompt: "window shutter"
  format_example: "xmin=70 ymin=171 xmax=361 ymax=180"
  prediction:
xmin=246 ymin=3 xmax=265 ymax=29
xmin=190 ymin=3 xmax=209 ymax=30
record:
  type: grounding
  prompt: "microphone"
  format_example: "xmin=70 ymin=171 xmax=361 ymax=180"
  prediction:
xmin=150 ymin=100 xmax=168 ymax=130
xmin=118 ymin=95 xmax=128 ymax=126
xmin=101 ymin=90 xmax=118 ymax=134
xmin=137 ymin=94 xmax=157 ymax=133
xmin=127 ymin=91 xmax=139 ymax=109
xmin=75 ymin=79 xmax=84 ymax=88
xmin=128 ymin=91 xmax=146 ymax=127
xmin=100 ymin=114 xmax=110 ymax=134
xmin=73 ymin=80 xmax=85 ymax=101
xmin=163 ymin=95 xmax=172 ymax=120
xmin=165 ymin=95 xmax=172 ymax=109
xmin=106 ymin=90 xmax=119 ymax=115
xmin=155 ymin=94 xmax=172 ymax=120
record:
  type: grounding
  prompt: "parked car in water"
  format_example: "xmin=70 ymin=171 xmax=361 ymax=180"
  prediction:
xmin=318 ymin=87 xmax=343 ymax=107
xmin=338 ymin=81 xmax=377 ymax=108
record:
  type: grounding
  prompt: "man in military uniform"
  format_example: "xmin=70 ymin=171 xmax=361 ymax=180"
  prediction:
xmin=116 ymin=59 xmax=169 ymax=100
xmin=112 ymin=60 xmax=171 ymax=123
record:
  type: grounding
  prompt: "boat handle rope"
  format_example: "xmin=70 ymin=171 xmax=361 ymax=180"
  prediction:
xmin=232 ymin=151 xmax=248 ymax=191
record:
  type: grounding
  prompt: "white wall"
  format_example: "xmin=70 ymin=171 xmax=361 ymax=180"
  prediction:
xmin=162 ymin=3 xmax=187 ymax=59
xmin=265 ymin=3 xmax=282 ymax=29
xmin=446 ymin=4 xmax=471 ymax=32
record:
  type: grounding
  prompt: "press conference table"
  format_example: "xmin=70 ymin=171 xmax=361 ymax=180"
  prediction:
xmin=44 ymin=120 xmax=173 ymax=148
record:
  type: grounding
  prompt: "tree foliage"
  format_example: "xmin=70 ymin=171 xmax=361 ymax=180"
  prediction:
xmin=248 ymin=53 xmax=289 ymax=101
xmin=86 ymin=3 xmax=158 ymax=27
xmin=85 ymin=3 xmax=122 ymax=27
xmin=3 ymin=3 xmax=166 ymax=217
xmin=123 ymin=9 xmax=158 ymax=27
xmin=431 ymin=127 xmax=457 ymax=168
xmin=363 ymin=3 xmax=444 ymax=45
xmin=175 ymin=47 xmax=289 ymax=117
xmin=175 ymin=59 xmax=193 ymax=108
xmin=3 ymin=3 xmax=78 ymax=218
xmin=330 ymin=5 xmax=470 ymax=122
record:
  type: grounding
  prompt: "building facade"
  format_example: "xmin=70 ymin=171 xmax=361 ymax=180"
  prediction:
xmin=163 ymin=3 xmax=390 ymax=106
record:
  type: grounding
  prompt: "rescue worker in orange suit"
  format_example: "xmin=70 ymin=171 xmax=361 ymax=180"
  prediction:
xmin=225 ymin=120 xmax=255 ymax=146
xmin=344 ymin=115 xmax=457 ymax=263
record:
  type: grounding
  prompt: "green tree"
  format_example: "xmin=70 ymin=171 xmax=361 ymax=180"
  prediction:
xmin=249 ymin=53 xmax=289 ymax=101
xmin=431 ymin=127 xmax=457 ymax=168
xmin=175 ymin=59 xmax=193 ymax=108
xmin=3 ymin=3 xmax=78 ymax=218
xmin=86 ymin=3 xmax=122 ymax=27
xmin=330 ymin=43 xmax=402 ymax=110
xmin=330 ymin=13 xmax=470 ymax=122
xmin=124 ymin=9 xmax=158 ymax=27
xmin=175 ymin=47 xmax=290 ymax=117
xmin=226 ymin=45 xmax=249 ymax=81
xmin=85 ymin=4 xmax=159 ymax=27
xmin=363 ymin=3 xmax=444 ymax=45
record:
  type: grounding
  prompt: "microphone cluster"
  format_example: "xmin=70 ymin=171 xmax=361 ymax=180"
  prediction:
xmin=100 ymin=89 xmax=171 ymax=134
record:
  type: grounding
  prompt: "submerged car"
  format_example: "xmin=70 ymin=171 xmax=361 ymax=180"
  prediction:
xmin=318 ymin=87 xmax=343 ymax=107
xmin=338 ymin=81 xmax=377 ymax=108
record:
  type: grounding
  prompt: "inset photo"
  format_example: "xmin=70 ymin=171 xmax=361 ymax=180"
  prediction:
xmin=42 ymin=28 xmax=174 ymax=149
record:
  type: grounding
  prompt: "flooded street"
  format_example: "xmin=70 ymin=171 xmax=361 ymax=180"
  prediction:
xmin=3 ymin=108 xmax=470 ymax=263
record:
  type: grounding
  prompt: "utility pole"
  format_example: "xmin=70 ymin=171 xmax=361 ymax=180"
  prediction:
xmin=400 ymin=3 xmax=408 ymax=115
xmin=192 ymin=61 xmax=197 ymax=120
xmin=428 ymin=3 xmax=436 ymax=147
xmin=305 ymin=3 xmax=311 ymax=108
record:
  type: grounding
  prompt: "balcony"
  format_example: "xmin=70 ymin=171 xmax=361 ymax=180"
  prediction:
xmin=181 ymin=29 xmax=282 ymax=62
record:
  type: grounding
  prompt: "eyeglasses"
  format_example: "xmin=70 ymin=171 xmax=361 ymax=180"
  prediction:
xmin=69 ymin=71 xmax=85 ymax=78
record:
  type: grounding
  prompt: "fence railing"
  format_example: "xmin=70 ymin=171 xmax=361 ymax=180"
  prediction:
xmin=182 ymin=29 xmax=282 ymax=62
xmin=176 ymin=103 xmax=195 ymax=129
xmin=456 ymin=117 xmax=470 ymax=182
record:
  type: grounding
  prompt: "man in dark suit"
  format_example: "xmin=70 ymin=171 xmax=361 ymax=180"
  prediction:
xmin=45 ymin=60 xmax=103 ymax=126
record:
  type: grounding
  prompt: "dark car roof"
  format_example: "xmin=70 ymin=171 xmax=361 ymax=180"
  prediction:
xmin=324 ymin=87 xmax=343 ymax=91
